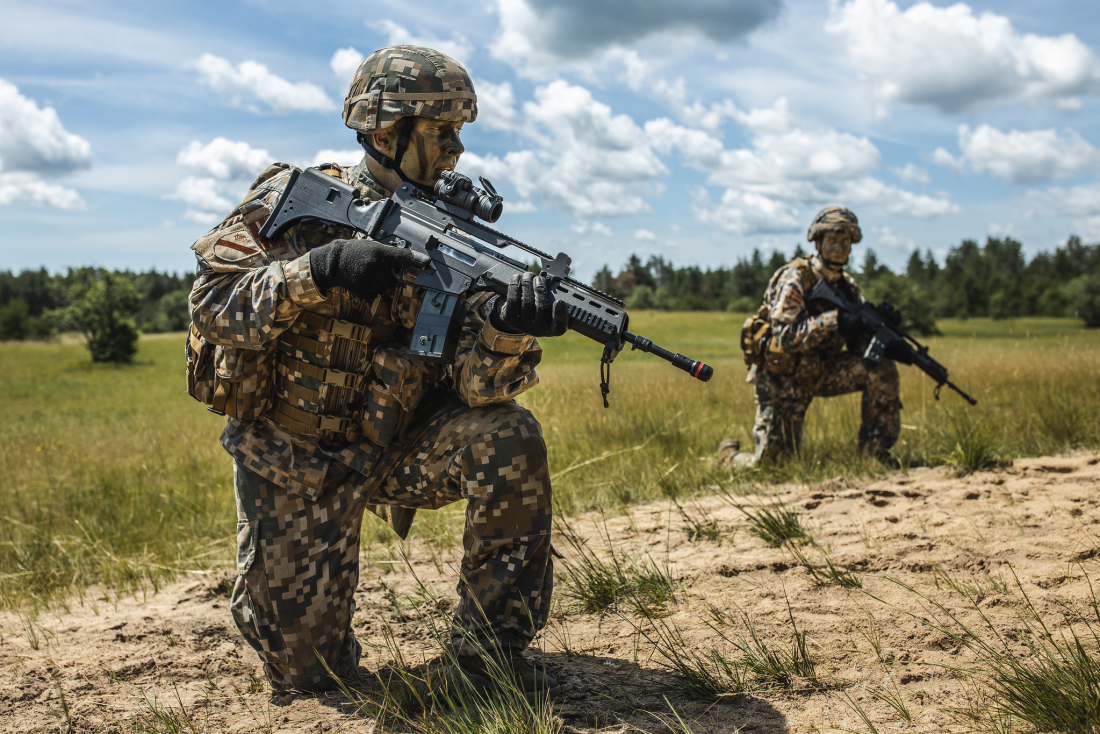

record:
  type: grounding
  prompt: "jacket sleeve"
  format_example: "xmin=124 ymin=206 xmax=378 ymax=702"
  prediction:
xmin=766 ymin=266 xmax=841 ymax=354
xmin=187 ymin=165 xmax=328 ymax=349
xmin=452 ymin=293 xmax=542 ymax=407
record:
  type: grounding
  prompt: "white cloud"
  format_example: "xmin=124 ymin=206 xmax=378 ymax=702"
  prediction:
xmin=0 ymin=172 xmax=85 ymax=209
xmin=312 ymin=149 xmax=364 ymax=168
xmin=178 ymin=137 xmax=271 ymax=180
xmin=933 ymin=124 xmax=1100 ymax=184
xmin=330 ymin=47 xmax=365 ymax=84
xmin=169 ymin=176 xmax=233 ymax=224
xmin=370 ymin=20 xmax=473 ymax=65
xmin=491 ymin=0 xmax=781 ymax=76
xmin=473 ymin=79 xmax=522 ymax=132
xmin=633 ymin=228 xmax=656 ymax=241
xmin=827 ymin=0 xmax=1100 ymax=112
xmin=891 ymin=163 xmax=929 ymax=184
xmin=0 ymin=78 xmax=89 ymax=210
xmin=457 ymin=80 xmax=667 ymax=217
xmin=193 ymin=54 xmax=336 ymax=114
xmin=649 ymin=97 xmax=957 ymax=233
xmin=1028 ymin=182 xmax=1100 ymax=239
xmin=0 ymin=78 xmax=91 ymax=175
xmin=872 ymin=225 xmax=917 ymax=252
xmin=572 ymin=221 xmax=613 ymax=236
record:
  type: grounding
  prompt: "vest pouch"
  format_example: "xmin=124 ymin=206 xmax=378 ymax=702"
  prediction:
xmin=185 ymin=324 xmax=217 ymax=406
xmin=213 ymin=344 xmax=275 ymax=420
xmin=739 ymin=315 xmax=771 ymax=367
xmin=764 ymin=338 xmax=799 ymax=376
xmin=361 ymin=345 xmax=430 ymax=446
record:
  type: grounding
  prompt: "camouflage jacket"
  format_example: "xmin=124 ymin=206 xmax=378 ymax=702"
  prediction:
xmin=762 ymin=254 xmax=863 ymax=356
xmin=188 ymin=160 xmax=542 ymax=499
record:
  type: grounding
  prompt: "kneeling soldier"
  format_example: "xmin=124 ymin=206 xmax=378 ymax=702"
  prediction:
xmin=186 ymin=46 xmax=565 ymax=696
xmin=723 ymin=206 xmax=902 ymax=466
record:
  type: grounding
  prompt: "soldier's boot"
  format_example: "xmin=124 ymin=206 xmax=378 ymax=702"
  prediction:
xmin=859 ymin=440 xmax=899 ymax=469
xmin=719 ymin=438 xmax=758 ymax=468
xmin=456 ymin=653 xmax=561 ymax=701
xmin=718 ymin=438 xmax=740 ymax=464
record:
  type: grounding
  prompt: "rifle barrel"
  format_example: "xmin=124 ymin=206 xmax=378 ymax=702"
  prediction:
xmin=623 ymin=331 xmax=713 ymax=382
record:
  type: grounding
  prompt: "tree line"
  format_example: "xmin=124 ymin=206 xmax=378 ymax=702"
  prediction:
xmin=592 ymin=235 xmax=1100 ymax=335
xmin=3 ymin=234 xmax=1099 ymax=358
xmin=0 ymin=268 xmax=194 ymax=361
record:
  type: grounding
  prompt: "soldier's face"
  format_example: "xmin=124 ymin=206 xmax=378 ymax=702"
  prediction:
xmin=818 ymin=231 xmax=853 ymax=264
xmin=401 ymin=118 xmax=465 ymax=185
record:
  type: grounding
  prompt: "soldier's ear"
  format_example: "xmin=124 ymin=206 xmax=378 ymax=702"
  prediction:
xmin=371 ymin=129 xmax=396 ymax=156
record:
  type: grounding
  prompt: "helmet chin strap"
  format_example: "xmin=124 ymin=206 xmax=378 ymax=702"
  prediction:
xmin=357 ymin=118 xmax=435 ymax=195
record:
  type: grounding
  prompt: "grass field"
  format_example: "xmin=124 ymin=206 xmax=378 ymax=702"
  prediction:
xmin=2 ymin=314 xmax=1099 ymax=610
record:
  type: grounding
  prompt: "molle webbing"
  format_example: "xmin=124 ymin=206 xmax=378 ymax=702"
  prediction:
xmin=275 ymin=354 xmax=367 ymax=390
xmin=271 ymin=399 xmax=359 ymax=438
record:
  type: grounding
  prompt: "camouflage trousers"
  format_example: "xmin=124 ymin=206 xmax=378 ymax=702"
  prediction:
xmin=230 ymin=397 xmax=553 ymax=692
xmin=751 ymin=351 xmax=901 ymax=463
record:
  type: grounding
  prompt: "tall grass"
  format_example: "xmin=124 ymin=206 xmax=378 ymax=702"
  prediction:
xmin=2 ymin=315 xmax=1100 ymax=607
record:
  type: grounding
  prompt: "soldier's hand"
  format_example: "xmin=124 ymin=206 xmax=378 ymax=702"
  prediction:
xmin=835 ymin=309 xmax=861 ymax=334
xmin=309 ymin=239 xmax=431 ymax=301
xmin=490 ymin=272 xmax=569 ymax=337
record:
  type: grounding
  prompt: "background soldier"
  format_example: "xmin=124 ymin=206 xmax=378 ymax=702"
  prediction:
xmin=723 ymin=206 xmax=902 ymax=467
xmin=186 ymin=46 xmax=566 ymax=696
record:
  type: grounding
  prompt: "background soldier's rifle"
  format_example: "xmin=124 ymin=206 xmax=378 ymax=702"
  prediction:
xmin=259 ymin=167 xmax=713 ymax=406
xmin=807 ymin=278 xmax=977 ymax=405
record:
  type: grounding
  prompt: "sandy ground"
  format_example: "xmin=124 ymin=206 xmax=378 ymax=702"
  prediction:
xmin=2 ymin=452 xmax=1098 ymax=733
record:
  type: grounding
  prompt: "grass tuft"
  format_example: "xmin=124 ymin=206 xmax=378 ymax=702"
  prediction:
xmin=936 ymin=412 xmax=1013 ymax=475
xmin=555 ymin=517 xmax=678 ymax=616
xmin=733 ymin=500 xmax=811 ymax=547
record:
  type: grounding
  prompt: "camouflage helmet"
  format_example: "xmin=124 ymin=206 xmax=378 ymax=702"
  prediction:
xmin=342 ymin=45 xmax=478 ymax=134
xmin=806 ymin=206 xmax=862 ymax=244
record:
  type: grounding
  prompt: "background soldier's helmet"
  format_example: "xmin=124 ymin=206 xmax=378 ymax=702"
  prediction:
xmin=342 ymin=45 xmax=478 ymax=134
xmin=806 ymin=206 xmax=862 ymax=244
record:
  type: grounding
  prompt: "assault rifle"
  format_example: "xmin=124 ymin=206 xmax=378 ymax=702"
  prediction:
xmin=807 ymin=278 xmax=976 ymax=405
xmin=259 ymin=167 xmax=713 ymax=406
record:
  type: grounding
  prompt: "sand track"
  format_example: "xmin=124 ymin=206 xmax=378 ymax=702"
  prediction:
xmin=3 ymin=453 xmax=1098 ymax=733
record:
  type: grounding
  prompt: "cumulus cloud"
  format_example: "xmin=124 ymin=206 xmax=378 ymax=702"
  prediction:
xmin=458 ymin=80 xmax=667 ymax=217
xmin=312 ymin=149 xmax=363 ymax=167
xmin=933 ymin=124 xmax=1100 ymax=184
xmin=169 ymin=176 xmax=233 ymax=224
xmin=648 ymin=97 xmax=957 ymax=234
xmin=370 ymin=20 xmax=473 ymax=64
xmin=827 ymin=0 xmax=1100 ymax=112
xmin=0 ymin=78 xmax=89 ymax=208
xmin=891 ymin=163 xmax=929 ymax=184
xmin=492 ymin=0 xmax=781 ymax=75
xmin=633 ymin=228 xmax=656 ymax=241
xmin=1028 ymin=182 xmax=1100 ymax=239
xmin=330 ymin=47 xmax=365 ymax=84
xmin=0 ymin=172 xmax=85 ymax=210
xmin=474 ymin=79 xmax=522 ymax=132
xmin=177 ymin=137 xmax=271 ymax=180
xmin=193 ymin=54 xmax=335 ymax=114
xmin=572 ymin=221 xmax=613 ymax=236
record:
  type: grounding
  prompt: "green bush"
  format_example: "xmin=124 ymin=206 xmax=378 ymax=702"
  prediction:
xmin=1077 ymin=276 xmax=1100 ymax=328
xmin=54 ymin=270 xmax=141 ymax=363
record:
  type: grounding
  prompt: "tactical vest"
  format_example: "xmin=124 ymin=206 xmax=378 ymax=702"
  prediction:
xmin=740 ymin=257 xmax=820 ymax=373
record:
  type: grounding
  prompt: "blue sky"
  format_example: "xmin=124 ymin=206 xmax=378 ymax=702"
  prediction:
xmin=2 ymin=0 xmax=1100 ymax=280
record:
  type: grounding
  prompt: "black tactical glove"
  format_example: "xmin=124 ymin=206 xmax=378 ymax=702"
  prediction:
xmin=309 ymin=238 xmax=431 ymax=301
xmin=489 ymin=272 xmax=569 ymax=337
xmin=835 ymin=308 xmax=861 ymax=335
